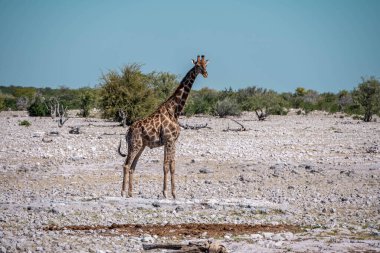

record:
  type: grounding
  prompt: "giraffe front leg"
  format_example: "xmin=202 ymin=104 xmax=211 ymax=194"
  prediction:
xmin=128 ymin=169 xmax=134 ymax=197
xmin=163 ymin=160 xmax=169 ymax=198
xmin=121 ymin=165 xmax=129 ymax=197
xmin=170 ymin=159 xmax=176 ymax=199
xmin=163 ymin=141 xmax=176 ymax=199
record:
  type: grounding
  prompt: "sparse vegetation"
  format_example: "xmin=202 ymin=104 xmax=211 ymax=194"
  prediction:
xmin=19 ymin=120 xmax=31 ymax=127
xmin=0 ymin=92 xmax=5 ymax=111
xmin=99 ymin=64 xmax=157 ymax=125
xmin=27 ymin=94 xmax=50 ymax=117
xmin=1 ymin=75 xmax=379 ymax=121
xmin=215 ymin=97 xmax=241 ymax=117
xmin=79 ymin=90 xmax=94 ymax=118
xmin=352 ymin=77 xmax=380 ymax=122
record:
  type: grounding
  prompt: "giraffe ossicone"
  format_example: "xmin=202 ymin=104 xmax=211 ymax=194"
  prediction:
xmin=118 ymin=55 xmax=209 ymax=199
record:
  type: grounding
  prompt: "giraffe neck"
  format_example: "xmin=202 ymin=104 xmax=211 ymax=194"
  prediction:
xmin=167 ymin=66 xmax=199 ymax=118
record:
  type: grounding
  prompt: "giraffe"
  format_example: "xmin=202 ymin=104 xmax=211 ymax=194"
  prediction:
xmin=118 ymin=55 xmax=209 ymax=199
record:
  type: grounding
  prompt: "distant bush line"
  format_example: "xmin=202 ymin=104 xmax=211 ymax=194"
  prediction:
xmin=0 ymin=64 xmax=379 ymax=123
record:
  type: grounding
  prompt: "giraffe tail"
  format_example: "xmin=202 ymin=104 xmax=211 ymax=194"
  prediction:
xmin=117 ymin=139 xmax=127 ymax=157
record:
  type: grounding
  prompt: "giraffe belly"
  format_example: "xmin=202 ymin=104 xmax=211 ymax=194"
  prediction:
xmin=147 ymin=141 xmax=164 ymax=149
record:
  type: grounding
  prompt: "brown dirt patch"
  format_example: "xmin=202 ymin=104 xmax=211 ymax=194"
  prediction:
xmin=45 ymin=223 xmax=302 ymax=238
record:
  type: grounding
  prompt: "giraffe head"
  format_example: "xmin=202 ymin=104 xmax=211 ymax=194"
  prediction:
xmin=192 ymin=55 xmax=209 ymax=78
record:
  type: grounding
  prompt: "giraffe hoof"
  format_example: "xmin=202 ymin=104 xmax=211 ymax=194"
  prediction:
xmin=162 ymin=191 xmax=168 ymax=199
xmin=172 ymin=192 xmax=176 ymax=199
xmin=121 ymin=191 xmax=127 ymax=197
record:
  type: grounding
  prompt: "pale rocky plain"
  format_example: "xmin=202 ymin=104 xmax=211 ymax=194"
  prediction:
xmin=0 ymin=110 xmax=379 ymax=253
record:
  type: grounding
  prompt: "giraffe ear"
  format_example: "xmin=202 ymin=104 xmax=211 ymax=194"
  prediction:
xmin=192 ymin=59 xmax=196 ymax=64
xmin=205 ymin=60 xmax=209 ymax=66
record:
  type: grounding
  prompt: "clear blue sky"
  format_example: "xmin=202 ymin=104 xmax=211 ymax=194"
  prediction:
xmin=0 ymin=0 xmax=379 ymax=93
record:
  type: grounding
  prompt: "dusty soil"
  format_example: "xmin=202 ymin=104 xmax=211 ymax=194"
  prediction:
xmin=45 ymin=223 xmax=301 ymax=238
xmin=0 ymin=110 xmax=379 ymax=252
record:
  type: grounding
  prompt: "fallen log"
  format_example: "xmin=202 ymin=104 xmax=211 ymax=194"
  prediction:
xmin=143 ymin=241 xmax=227 ymax=253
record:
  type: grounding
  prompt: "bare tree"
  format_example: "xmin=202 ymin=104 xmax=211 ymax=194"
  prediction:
xmin=16 ymin=96 xmax=29 ymax=110
xmin=45 ymin=97 xmax=59 ymax=119
xmin=255 ymin=108 xmax=268 ymax=121
xmin=57 ymin=101 xmax=68 ymax=127
xmin=44 ymin=97 xmax=68 ymax=127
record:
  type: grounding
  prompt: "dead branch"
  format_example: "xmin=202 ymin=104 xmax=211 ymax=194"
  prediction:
xmin=223 ymin=118 xmax=249 ymax=132
xmin=101 ymin=132 xmax=125 ymax=136
xmin=69 ymin=126 xmax=81 ymax=134
xmin=44 ymin=97 xmax=58 ymax=119
xmin=143 ymin=241 xmax=227 ymax=253
xmin=255 ymin=108 xmax=268 ymax=121
xmin=118 ymin=109 xmax=127 ymax=128
xmin=48 ymin=131 xmax=59 ymax=136
xmin=87 ymin=123 xmax=120 ymax=127
xmin=179 ymin=123 xmax=210 ymax=130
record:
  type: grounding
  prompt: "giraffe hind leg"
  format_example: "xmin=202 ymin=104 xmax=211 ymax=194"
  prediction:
xmin=121 ymin=145 xmax=144 ymax=198
xmin=163 ymin=141 xmax=176 ymax=199
xmin=128 ymin=146 xmax=145 ymax=197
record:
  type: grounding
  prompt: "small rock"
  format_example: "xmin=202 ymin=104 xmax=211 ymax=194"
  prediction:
xmin=175 ymin=206 xmax=184 ymax=212
xmin=224 ymin=234 xmax=231 ymax=240
xmin=282 ymin=232 xmax=295 ymax=240
xmin=33 ymin=132 xmax=44 ymax=137
xmin=262 ymin=232 xmax=274 ymax=239
xmin=272 ymin=233 xmax=284 ymax=241
xmin=250 ymin=234 xmax=263 ymax=240
xmin=199 ymin=168 xmax=213 ymax=174
xmin=152 ymin=201 xmax=160 ymax=208
xmin=141 ymin=236 xmax=154 ymax=243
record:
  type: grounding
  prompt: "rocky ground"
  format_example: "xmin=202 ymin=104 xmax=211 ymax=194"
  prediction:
xmin=0 ymin=110 xmax=379 ymax=252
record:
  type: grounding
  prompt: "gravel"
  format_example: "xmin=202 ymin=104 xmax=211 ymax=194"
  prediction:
xmin=0 ymin=110 xmax=379 ymax=252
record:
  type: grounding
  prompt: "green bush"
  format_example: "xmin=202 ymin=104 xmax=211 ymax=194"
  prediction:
xmin=183 ymin=87 xmax=219 ymax=116
xmin=79 ymin=90 xmax=94 ymax=117
xmin=352 ymin=115 xmax=364 ymax=120
xmin=99 ymin=64 xmax=157 ymax=125
xmin=4 ymin=96 xmax=16 ymax=110
xmin=19 ymin=120 xmax=31 ymax=127
xmin=27 ymin=95 xmax=50 ymax=117
xmin=149 ymin=72 xmax=178 ymax=102
xmin=352 ymin=77 xmax=380 ymax=122
xmin=215 ymin=97 xmax=241 ymax=117
xmin=240 ymin=91 xmax=289 ymax=115
xmin=0 ymin=93 xmax=5 ymax=111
